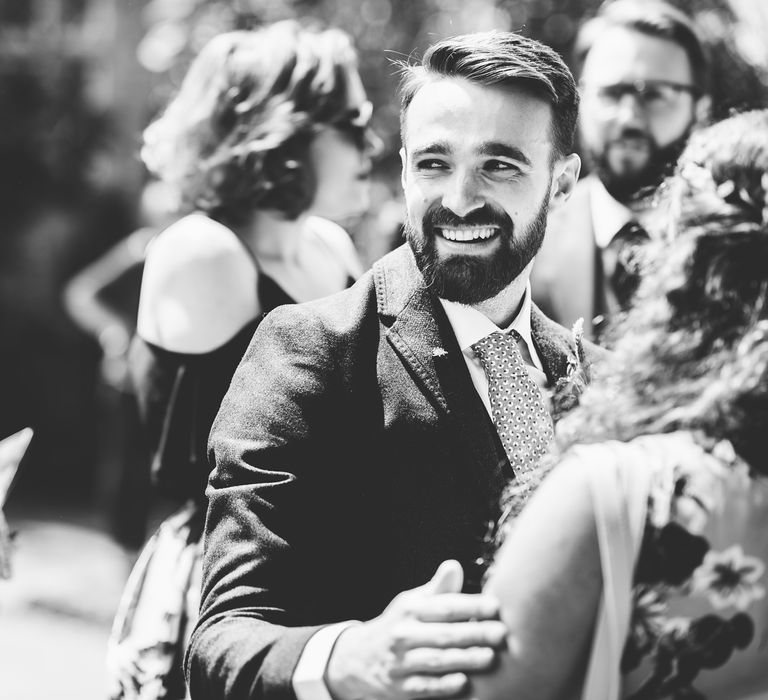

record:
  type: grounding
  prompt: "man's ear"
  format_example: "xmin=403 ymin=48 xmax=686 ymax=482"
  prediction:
xmin=694 ymin=94 xmax=712 ymax=125
xmin=549 ymin=153 xmax=581 ymax=209
xmin=399 ymin=146 xmax=407 ymax=190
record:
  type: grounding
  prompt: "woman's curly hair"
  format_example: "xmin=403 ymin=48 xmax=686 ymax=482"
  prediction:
xmin=141 ymin=21 xmax=363 ymax=225
xmin=557 ymin=110 xmax=768 ymax=473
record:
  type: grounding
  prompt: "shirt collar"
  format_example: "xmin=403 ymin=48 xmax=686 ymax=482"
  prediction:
xmin=590 ymin=177 xmax=633 ymax=249
xmin=438 ymin=283 xmax=542 ymax=371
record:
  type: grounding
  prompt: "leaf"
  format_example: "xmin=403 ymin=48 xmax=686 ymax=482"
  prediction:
xmin=0 ymin=427 xmax=32 ymax=507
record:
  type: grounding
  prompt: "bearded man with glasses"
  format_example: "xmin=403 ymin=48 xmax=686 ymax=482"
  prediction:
xmin=531 ymin=0 xmax=711 ymax=339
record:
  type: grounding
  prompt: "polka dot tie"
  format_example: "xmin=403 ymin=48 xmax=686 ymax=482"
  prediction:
xmin=472 ymin=331 xmax=554 ymax=492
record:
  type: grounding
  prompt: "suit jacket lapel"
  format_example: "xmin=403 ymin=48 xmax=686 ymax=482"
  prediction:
xmin=374 ymin=246 xmax=510 ymax=586
xmin=530 ymin=303 xmax=576 ymax=384
xmin=374 ymin=245 xmax=505 ymax=461
xmin=430 ymin=302 xmax=510 ymax=487
xmin=374 ymin=245 xmax=449 ymax=412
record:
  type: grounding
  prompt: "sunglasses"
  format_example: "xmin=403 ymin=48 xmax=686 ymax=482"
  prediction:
xmin=331 ymin=100 xmax=377 ymax=152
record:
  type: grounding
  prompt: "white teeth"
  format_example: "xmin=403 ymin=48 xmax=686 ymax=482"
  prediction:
xmin=439 ymin=227 xmax=497 ymax=242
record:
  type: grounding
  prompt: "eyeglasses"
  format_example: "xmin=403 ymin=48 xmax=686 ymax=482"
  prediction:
xmin=580 ymin=80 xmax=699 ymax=117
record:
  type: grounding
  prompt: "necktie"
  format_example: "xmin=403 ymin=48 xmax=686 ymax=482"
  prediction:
xmin=472 ymin=331 xmax=554 ymax=494
xmin=603 ymin=221 xmax=649 ymax=311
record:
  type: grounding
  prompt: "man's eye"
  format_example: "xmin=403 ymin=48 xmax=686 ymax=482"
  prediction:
xmin=642 ymin=88 xmax=666 ymax=103
xmin=416 ymin=159 xmax=447 ymax=171
xmin=599 ymin=85 xmax=625 ymax=102
xmin=485 ymin=160 xmax=518 ymax=173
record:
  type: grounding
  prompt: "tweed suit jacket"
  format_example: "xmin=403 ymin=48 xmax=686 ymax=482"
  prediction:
xmin=186 ymin=244 xmax=604 ymax=700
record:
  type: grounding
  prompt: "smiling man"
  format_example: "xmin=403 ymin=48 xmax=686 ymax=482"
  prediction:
xmin=188 ymin=31 xmax=603 ymax=700
xmin=400 ymin=72 xmax=576 ymax=326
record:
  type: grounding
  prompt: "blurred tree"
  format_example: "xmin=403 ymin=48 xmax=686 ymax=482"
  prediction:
xmin=138 ymin=0 xmax=768 ymax=162
xmin=0 ymin=0 xmax=143 ymax=508
xmin=131 ymin=0 xmax=768 ymax=263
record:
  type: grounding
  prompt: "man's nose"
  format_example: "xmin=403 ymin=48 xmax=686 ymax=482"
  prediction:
xmin=441 ymin=170 xmax=485 ymax=218
xmin=612 ymin=92 xmax=647 ymax=125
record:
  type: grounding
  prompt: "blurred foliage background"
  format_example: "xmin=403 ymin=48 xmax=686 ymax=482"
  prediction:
xmin=1 ymin=0 xmax=767 ymax=516
xmin=135 ymin=0 xmax=768 ymax=162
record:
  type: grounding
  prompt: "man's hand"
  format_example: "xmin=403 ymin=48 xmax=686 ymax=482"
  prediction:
xmin=325 ymin=560 xmax=506 ymax=700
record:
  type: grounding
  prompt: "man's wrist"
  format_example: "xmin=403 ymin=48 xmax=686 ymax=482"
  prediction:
xmin=292 ymin=621 xmax=360 ymax=700
xmin=322 ymin=622 xmax=362 ymax=700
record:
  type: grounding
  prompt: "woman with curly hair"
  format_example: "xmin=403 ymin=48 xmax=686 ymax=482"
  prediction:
xmin=469 ymin=110 xmax=768 ymax=700
xmin=107 ymin=21 xmax=374 ymax=699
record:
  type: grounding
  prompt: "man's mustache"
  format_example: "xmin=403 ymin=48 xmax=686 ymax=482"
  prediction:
xmin=609 ymin=127 xmax=653 ymax=146
xmin=423 ymin=204 xmax=513 ymax=230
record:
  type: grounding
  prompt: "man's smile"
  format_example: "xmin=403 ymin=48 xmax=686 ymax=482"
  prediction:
xmin=436 ymin=225 xmax=500 ymax=243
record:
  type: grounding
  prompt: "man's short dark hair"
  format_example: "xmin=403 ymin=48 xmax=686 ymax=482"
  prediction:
xmin=575 ymin=0 xmax=710 ymax=95
xmin=397 ymin=31 xmax=579 ymax=159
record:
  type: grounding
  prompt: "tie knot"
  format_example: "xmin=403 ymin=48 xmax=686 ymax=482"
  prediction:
xmin=473 ymin=329 xmax=517 ymax=351
xmin=609 ymin=220 xmax=649 ymax=251
xmin=472 ymin=331 xmax=525 ymax=372
xmin=606 ymin=221 xmax=650 ymax=311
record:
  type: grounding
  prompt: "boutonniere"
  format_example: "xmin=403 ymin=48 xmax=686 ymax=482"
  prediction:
xmin=551 ymin=318 xmax=591 ymax=422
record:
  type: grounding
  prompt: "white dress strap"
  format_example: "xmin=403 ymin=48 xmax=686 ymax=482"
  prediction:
xmin=577 ymin=441 xmax=653 ymax=700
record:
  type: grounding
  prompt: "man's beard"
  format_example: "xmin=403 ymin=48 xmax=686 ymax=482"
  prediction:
xmin=404 ymin=194 xmax=549 ymax=305
xmin=585 ymin=127 xmax=691 ymax=204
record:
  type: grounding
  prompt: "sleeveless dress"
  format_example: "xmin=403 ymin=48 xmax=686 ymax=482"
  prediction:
xmin=576 ymin=431 xmax=768 ymax=700
xmin=107 ymin=274 xmax=353 ymax=700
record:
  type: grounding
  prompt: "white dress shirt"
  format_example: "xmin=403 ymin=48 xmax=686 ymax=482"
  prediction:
xmin=589 ymin=176 xmax=633 ymax=250
xmin=438 ymin=283 xmax=547 ymax=411
xmin=292 ymin=283 xmax=547 ymax=700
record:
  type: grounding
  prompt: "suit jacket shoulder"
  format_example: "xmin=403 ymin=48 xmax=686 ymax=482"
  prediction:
xmin=531 ymin=176 xmax=598 ymax=335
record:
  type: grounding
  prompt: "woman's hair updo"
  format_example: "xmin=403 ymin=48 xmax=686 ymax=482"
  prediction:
xmin=141 ymin=21 xmax=364 ymax=225
xmin=559 ymin=110 xmax=768 ymax=470
xmin=660 ymin=109 xmax=768 ymax=337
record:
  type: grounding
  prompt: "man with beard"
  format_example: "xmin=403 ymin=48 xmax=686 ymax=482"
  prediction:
xmin=187 ymin=31 xmax=603 ymax=700
xmin=531 ymin=0 xmax=711 ymax=338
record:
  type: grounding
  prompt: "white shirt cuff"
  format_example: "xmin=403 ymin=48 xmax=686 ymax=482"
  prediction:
xmin=292 ymin=621 xmax=360 ymax=700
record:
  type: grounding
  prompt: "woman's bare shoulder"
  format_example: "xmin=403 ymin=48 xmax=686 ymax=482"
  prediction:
xmin=136 ymin=213 xmax=260 ymax=353
xmin=306 ymin=216 xmax=364 ymax=278
xmin=474 ymin=455 xmax=601 ymax=700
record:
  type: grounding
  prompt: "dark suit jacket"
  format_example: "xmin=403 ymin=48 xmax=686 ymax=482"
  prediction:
xmin=186 ymin=244 xmax=603 ymax=700
xmin=531 ymin=175 xmax=600 ymax=337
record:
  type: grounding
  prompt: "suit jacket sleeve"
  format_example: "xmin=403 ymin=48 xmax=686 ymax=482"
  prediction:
xmin=185 ymin=303 xmax=349 ymax=700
